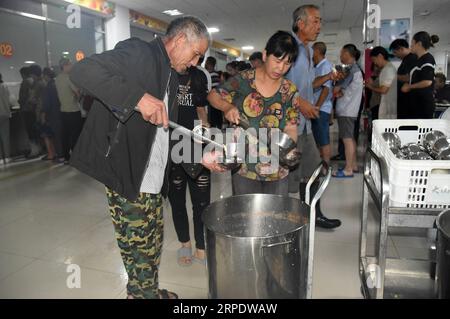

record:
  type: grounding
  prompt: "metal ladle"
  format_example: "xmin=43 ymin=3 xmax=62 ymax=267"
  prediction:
xmin=169 ymin=121 xmax=243 ymax=170
xmin=169 ymin=121 xmax=226 ymax=151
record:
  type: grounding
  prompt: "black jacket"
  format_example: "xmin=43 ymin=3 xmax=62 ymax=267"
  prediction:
xmin=69 ymin=37 xmax=179 ymax=201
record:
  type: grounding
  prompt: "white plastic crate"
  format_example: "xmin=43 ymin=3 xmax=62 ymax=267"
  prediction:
xmin=370 ymin=119 xmax=450 ymax=209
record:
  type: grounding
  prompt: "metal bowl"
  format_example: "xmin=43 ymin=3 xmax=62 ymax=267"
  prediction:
xmin=437 ymin=148 xmax=450 ymax=160
xmin=335 ymin=64 xmax=352 ymax=76
xmin=279 ymin=149 xmax=302 ymax=168
xmin=390 ymin=147 xmax=406 ymax=159
xmin=382 ymin=132 xmax=401 ymax=149
xmin=276 ymin=132 xmax=297 ymax=153
xmin=219 ymin=142 xmax=244 ymax=171
xmin=423 ymin=130 xmax=446 ymax=151
xmin=402 ymin=143 xmax=422 ymax=155
xmin=431 ymin=137 xmax=450 ymax=158
xmin=409 ymin=152 xmax=433 ymax=160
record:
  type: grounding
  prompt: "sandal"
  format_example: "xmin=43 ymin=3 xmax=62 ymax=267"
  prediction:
xmin=192 ymin=256 xmax=206 ymax=266
xmin=332 ymin=169 xmax=354 ymax=179
xmin=177 ymin=247 xmax=192 ymax=267
xmin=158 ymin=289 xmax=179 ymax=299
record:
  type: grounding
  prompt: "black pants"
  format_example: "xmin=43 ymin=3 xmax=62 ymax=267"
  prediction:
xmin=168 ymin=163 xmax=211 ymax=250
xmin=21 ymin=111 xmax=38 ymax=143
xmin=368 ymin=105 xmax=379 ymax=143
xmin=209 ymin=106 xmax=223 ymax=129
xmin=61 ymin=111 xmax=83 ymax=161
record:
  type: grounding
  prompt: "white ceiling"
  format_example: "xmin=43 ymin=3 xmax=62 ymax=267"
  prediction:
xmin=113 ymin=0 xmax=450 ymax=53
xmin=114 ymin=0 xmax=365 ymax=51
xmin=413 ymin=0 xmax=450 ymax=51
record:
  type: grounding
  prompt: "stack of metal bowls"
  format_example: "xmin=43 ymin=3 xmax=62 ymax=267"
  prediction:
xmin=383 ymin=130 xmax=450 ymax=160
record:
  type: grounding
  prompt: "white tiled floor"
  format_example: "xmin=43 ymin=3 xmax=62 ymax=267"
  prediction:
xmin=0 ymin=154 xmax=430 ymax=299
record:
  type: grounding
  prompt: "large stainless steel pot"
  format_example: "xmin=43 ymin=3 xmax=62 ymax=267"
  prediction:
xmin=202 ymin=162 xmax=331 ymax=299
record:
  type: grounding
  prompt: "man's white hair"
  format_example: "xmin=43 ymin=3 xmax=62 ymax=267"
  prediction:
xmin=164 ymin=16 xmax=210 ymax=43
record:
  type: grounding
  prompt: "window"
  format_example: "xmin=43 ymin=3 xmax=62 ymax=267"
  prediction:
xmin=0 ymin=11 xmax=47 ymax=102
xmin=46 ymin=3 xmax=105 ymax=68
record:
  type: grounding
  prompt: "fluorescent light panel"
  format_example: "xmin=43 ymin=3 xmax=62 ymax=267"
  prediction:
xmin=208 ymin=27 xmax=220 ymax=33
xmin=163 ymin=9 xmax=183 ymax=16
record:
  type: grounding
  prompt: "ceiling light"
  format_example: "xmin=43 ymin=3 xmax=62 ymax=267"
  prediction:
xmin=208 ymin=27 xmax=220 ymax=33
xmin=24 ymin=61 xmax=36 ymax=64
xmin=222 ymin=49 xmax=228 ymax=52
xmin=419 ymin=10 xmax=430 ymax=17
xmin=242 ymin=46 xmax=254 ymax=51
xmin=62 ymin=51 xmax=70 ymax=55
xmin=163 ymin=9 xmax=183 ymax=16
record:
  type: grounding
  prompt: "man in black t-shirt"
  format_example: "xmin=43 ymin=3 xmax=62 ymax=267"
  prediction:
xmin=390 ymin=39 xmax=418 ymax=119
xmin=169 ymin=66 xmax=211 ymax=267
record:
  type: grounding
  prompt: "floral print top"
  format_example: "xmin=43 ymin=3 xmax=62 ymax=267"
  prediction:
xmin=215 ymin=69 xmax=301 ymax=181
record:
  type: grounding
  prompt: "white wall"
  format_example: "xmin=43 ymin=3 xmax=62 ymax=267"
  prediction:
xmin=350 ymin=26 xmax=364 ymax=49
xmin=377 ymin=0 xmax=414 ymax=46
xmin=432 ymin=50 xmax=449 ymax=76
xmin=105 ymin=4 xmax=130 ymax=50
xmin=317 ymin=29 xmax=352 ymax=65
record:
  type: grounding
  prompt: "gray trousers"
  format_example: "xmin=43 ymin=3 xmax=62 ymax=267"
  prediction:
xmin=232 ymin=174 xmax=289 ymax=196
xmin=288 ymin=133 xmax=322 ymax=193
xmin=0 ymin=116 xmax=10 ymax=159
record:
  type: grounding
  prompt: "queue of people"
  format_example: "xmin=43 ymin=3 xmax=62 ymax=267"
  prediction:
xmin=2 ymin=1 xmax=443 ymax=300
xmin=1 ymin=58 xmax=87 ymax=164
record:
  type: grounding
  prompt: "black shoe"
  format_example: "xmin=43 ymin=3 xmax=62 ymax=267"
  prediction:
xmin=316 ymin=215 xmax=342 ymax=229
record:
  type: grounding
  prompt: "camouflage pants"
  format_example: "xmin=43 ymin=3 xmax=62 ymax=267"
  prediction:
xmin=106 ymin=188 xmax=164 ymax=299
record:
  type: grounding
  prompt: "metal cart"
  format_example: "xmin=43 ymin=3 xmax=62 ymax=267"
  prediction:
xmin=359 ymin=149 xmax=441 ymax=299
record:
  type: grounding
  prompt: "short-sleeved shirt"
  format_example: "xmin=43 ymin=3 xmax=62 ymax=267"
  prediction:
xmin=173 ymin=67 xmax=208 ymax=170
xmin=378 ymin=62 xmax=397 ymax=119
xmin=215 ymin=69 xmax=300 ymax=181
xmin=286 ymin=34 xmax=315 ymax=135
xmin=336 ymin=64 xmax=364 ymax=118
xmin=176 ymin=67 xmax=207 ymax=130
xmin=313 ymin=58 xmax=334 ymax=114
xmin=410 ymin=53 xmax=436 ymax=118
xmin=55 ymin=72 xmax=79 ymax=113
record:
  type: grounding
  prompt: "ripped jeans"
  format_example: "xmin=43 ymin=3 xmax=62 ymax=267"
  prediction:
xmin=168 ymin=163 xmax=211 ymax=250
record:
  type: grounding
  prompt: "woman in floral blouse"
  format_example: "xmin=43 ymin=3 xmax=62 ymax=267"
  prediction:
xmin=207 ymin=31 xmax=302 ymax=196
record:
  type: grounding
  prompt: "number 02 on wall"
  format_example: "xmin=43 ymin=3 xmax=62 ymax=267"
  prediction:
xmin=0 ymin=43 xmax=13 ymax=58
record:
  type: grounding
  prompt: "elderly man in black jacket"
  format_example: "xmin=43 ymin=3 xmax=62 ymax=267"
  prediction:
xmin=69 ymin=16 xmax=220 ymax=299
